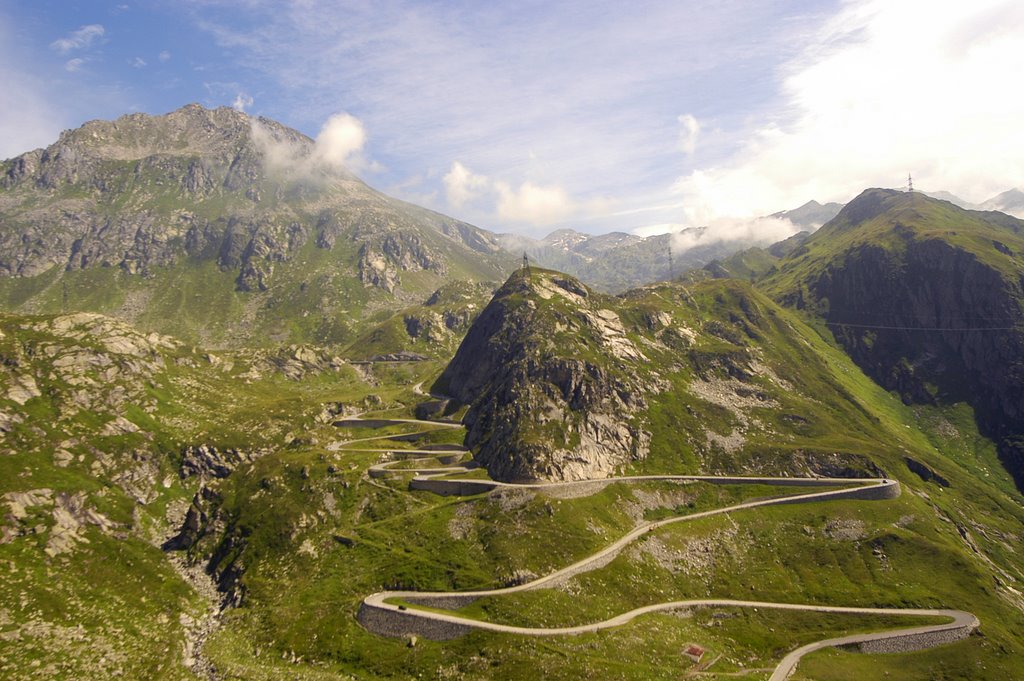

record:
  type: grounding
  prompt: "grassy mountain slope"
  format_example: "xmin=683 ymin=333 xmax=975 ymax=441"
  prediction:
xmin=4 ymin=105 xmax=1024 ymax=681
xmin=761 ymin=188 xmax=1024 ymax=487
xmin=4 ymin=262 xmax=1024 ymax=679
xmin=0 ymin=310 xmax=424 ymax=678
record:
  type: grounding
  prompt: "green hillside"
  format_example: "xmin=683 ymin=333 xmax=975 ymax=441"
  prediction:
xmin=761 ymin=188 xmax=1024 ymax=488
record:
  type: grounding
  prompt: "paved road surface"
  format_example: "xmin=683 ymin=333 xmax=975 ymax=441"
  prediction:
xmin=343 ymin=415 xmax=978 ymax=679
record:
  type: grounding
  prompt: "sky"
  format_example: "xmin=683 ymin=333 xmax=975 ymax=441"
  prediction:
xmin=1 ymin=0 xmax=1023 ymax=240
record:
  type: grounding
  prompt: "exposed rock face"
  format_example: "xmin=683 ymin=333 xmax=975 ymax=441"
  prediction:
xmin=260 ymin=344 xmax=348 ymax=380
xmin=1 ymin=488 xmax=117 ymax=557
xmin=357 ymin=232 xmax=445 ymax=293
xmin=180 ymin=445 xmax=258 ymax=480
xmin=772 ymin=188 xmax=1024 ymax=487
xmin=0 ymin=312 xmax=176 ymax=424
xmin=436 ymin=269 xmax=653 ymax=482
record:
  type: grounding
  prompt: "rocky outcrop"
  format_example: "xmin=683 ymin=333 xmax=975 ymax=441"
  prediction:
xmin=356 ymin=232 xmax=445 ymax=292
xmin=260 ymin=345 xmax=348 ymax=380
xmin=1 ymin=488 xmax=117 ymax=557
xmin=163 ymin=486 xmax=221 ymax=552
xmin=179 ymin=445 xmax=258 ymax=481
xmin=436 ymin=269 xmax=653 ymax=482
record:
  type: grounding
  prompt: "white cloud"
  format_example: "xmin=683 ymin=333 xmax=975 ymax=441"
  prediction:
xmin=158 ymin=50 xmax=171 ymax=62
xmin=674 ymin=0 xmax=1024 ymax=220
xmin=64 ymin=58 xmax=85 ymax=72
xmin=187 ymin=1 xmax=1024 ymax=234
xmin=443 ymin=161 xmax=489 ymax=208
xmin=496 ymin=181 xmax=575 ymax=225
xmin=50 ymin=24 xmax=105 ymax=54
xmin=440 ymin=160 xmax=581 ymax=227
xmin=232 ymin=92 xmax=254 ymax=111
xmin=630 ymin=223 xmax=684 ymax=238
xmin=250 ymin=111 xmax=368 ymax=179
xmin=130 ymin=56 xmax=146 ymax=68
xmin=672 ymin=216 xmax=800 ymax=253
xmin=678 ymin=114 xmax=700 ymax=155
xmin=312 ymin=112 xmax=366 ymax=169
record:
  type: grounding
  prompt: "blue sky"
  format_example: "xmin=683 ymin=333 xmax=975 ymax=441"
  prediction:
xmin=2 ymin=0 xmax=1024 ymax=238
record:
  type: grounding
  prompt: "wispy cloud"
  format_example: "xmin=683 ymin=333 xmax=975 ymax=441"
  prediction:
xmin=64 ymin=58 xmax=86 ymax=72
xmin=50 ymin=24 xmax=105 ymax=55
xmin=678 ymin=114 xmax=700 ymax=156
xmin=441 ymin=160 xmax=582 ymax=227
xmin=204 ymin=81 xmax=254 ymax=111
xmin=181 ymin=0 xmax=1024 ymax=236
xmin=495 ymin=181 xmax=575 ymax=226
xmin=0 ymin=15 xmax=65 ymax=157
xmin=130 ymin=56 xmax=146 ymax=68
xmin=232 ymin=92 xmax=253 ymax=111
xmin=671 ymin=216 xmax=800 ymax=253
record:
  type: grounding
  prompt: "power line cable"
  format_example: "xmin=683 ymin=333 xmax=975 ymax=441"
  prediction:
xmin=825 ymin=321 xmax=1018 ymax=332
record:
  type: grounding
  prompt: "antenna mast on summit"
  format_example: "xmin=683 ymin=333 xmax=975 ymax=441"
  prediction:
xmin=907 ymin=173 xmax=914 ymax=193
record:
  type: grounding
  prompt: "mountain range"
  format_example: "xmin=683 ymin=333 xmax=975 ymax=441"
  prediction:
xmin=2 ymin=105 xmax=1024 ymax=680
xmin=496 ymin=199 xmax=844 ymax=292
xmin=925 ymin=188 xmax=1024 ymax=216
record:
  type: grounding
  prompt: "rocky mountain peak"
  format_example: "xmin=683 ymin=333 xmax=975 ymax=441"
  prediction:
xmin=0 ymin=105 xmax=511 ymax=344
xmin=60 ymin=104 xmax=260 ymax=159
xmin=435 ymin=268 xmax=652 ymax=482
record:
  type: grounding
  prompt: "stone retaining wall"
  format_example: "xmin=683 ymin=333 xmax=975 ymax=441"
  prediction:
xmin=356 ymin=602 xmax=474 ymax=640
xmin=536 ymin=481 xmax=613 ymax=499
xmin=775 ymin=481 xmax=900 ymax=505
xmin=855 ymin=621 xmax=976 ymax=654
xmin=409 ymin=478 xmax=497 ymax=496
xmin=404 ymin=594 xmax=479 ymax=610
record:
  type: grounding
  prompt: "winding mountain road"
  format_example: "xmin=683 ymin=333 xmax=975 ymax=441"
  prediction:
xmin=337 ymin=415 xmax=978 ymax=680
